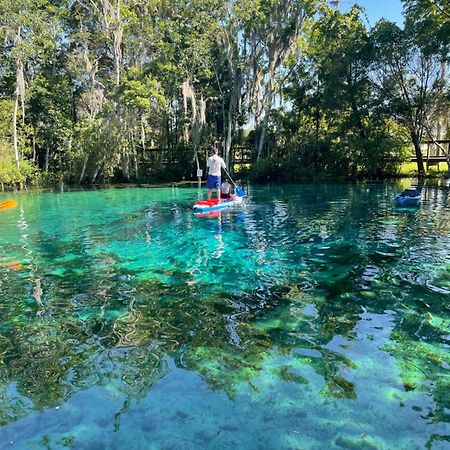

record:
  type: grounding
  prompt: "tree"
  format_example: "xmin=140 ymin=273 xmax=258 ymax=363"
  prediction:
xmin=116 ymin=68 xmax=166 ymax=179
xmin=0 ymin=0 xmax=59 ymax=169
xmin=371 ymin=20 xmax=445 ymax=176
xmin=276 ymin=6 xmax=407 ymax=178
xmin=172 ymin=0 xmax=225 ymax=174
xmin=216 ymin=0 xmax=256 ymax=169
xmin=403 ymin=0 xmax=450 ymax=148
xmin=242 ymin=0 xmax=319 ymax=161
xmin=403 ymin=0 xmax=450 ymax=56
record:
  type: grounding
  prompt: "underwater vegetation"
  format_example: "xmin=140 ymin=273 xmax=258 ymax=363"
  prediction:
xmin=0 ymin=183 xmax=449 ymax=449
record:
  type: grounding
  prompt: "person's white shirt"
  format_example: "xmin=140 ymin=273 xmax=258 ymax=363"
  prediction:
xmin=207 ymin=154 xmax=226 ymax=176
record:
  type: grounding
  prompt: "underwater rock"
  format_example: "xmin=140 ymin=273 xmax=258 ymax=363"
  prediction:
xmin=335 ymin=434 xmax=378 ymax=450
xmin=172 ymin=410 xmax=190 ymax=421
xmin=326 ymin=376 xmax=356 ymax=399
xmin=274 ymin=366 xmax=309 ymax=385
xmin=292 ymin=410 xmax=308 ymax=419
xmin=427 ymin=313 xmax=450 ymax=334
xmin=55 ymin=435 xmax=76 ymax=448
xmin=403 ymin=381 xmax=417 ymax=391
xmin=194 ymin=430 xmax=214 ymax=444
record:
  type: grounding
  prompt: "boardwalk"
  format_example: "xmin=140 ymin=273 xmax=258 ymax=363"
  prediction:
xmin=137 ymin=141 xmax=450 ymax=172
xmin=412 ymin=139 xmax=450 ymax=169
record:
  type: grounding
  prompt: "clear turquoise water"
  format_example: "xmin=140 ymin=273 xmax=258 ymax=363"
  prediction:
xmin=0 ymin=182 xmax=449 ymax=449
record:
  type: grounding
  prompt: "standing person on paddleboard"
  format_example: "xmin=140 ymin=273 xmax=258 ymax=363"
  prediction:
xmin=206 ymin=146 xmax=226 ymax=201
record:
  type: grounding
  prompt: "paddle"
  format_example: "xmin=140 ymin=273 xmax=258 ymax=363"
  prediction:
xmin=223 ymin=167 xmax=245 ymax=197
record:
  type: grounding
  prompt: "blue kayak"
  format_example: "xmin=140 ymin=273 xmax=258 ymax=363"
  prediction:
xmin=395 ymin=194 xmax=421 ymax=207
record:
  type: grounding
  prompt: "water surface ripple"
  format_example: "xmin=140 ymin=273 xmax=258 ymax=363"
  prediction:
xmin=0 ymin=182 xmax=449 ymax=449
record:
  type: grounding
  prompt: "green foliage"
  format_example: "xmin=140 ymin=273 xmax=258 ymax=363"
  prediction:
xmin=370 ymin=17 xmax=446 ymax=175
xmin=403 ymin=0 xmax=450 ymax=55
xmin=248 ymin=157 xmax=312 ymax=183
xmin=69 ymin=118 xmax=122 ymax=183
xmin=0 ymin=0 xmax=448 ymax=185
xmin=118 ymin=69 xmax=166 ymax=110
xmin=275 ymin=6 xmax=411 ymax=179
xmin=0 ymin=100 xmax=14 ymax=141
xmin=335 ymin=119 xmax=410 ymax=178
xmin=0 ymin=139 xmax=36 ymax=186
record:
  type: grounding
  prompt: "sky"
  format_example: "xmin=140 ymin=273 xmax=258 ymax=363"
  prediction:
xmin=339 ymin=0 xmax=405 ymax=26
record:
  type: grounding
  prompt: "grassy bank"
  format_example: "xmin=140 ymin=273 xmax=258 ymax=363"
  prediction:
xmin=400 ymin=162 xmax=449 ymax=177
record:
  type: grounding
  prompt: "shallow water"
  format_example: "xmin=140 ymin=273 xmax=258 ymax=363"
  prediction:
xmin=0 ymin=182 xmax=449 ymax=449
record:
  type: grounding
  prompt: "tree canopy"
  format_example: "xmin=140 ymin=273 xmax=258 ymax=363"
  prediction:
xmin=0 ymin=0 xmax=449 ymax=186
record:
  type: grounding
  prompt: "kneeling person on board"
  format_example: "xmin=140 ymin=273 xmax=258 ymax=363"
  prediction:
xmin=207 ymin=147 xmax=226 ymax=201
xmin=220 ymin=178 xmax=235 ymax=200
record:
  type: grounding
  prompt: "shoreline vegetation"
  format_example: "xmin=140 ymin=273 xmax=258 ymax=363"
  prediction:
xmin=1 ymin=162 xmax=450 ymax=193
xmin=0 ymin=1 xmax=449 ymax=190
xmin=2 ymin=173 xmax=450 ymax=197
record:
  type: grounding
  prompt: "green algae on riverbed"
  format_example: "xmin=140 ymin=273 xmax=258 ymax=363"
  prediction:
xmin=0 ymin=183 xmax=449 ymax=449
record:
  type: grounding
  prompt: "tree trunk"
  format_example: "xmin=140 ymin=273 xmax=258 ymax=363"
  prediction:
xmin=12 ymin=29 xmax=24 ymax=170
xmin=257 ymin=75 xmax=273 ymax=161
xmin=224 ymin=98 xmax=234 ymax=170
xmin=32 ymin=131 xmax=37 ymax=162
xmin=91 ymin=167 xmax=100 ymax=183
xmin=194 ymin=147 xmax=201 ymax=187
xmin=45 ymin=147 xmax=50 ymax=172
xmin=256 ymin=116 xmax=268 ymax=162
xmin=121 ymin=152 xmax=130 ymax=180
xmin=140 ymin=116 xmax=146 ymax=151
xmin=411 ymin=131 xmax=425 ymax=176
xmin=256 ymin=55 xmax=277 ymax=161
xmin=254 ymin=68 xmax=264 ymax=128
xmin=224 ymin=71 xmax=241 ymax=170
xmin=91 ymin=157 xmax=105 ymax=183
xmin=165 ymin=108 xmax=171 ymax=150
xmin=79 ymin=155 xmax=88 ymax=183
xmin=12 ymin=85 xmax=20 ymax=169
xmin=134 ymin=150 xmax=139 ymax=181
xmin=174 ymin=99 xmax=179 ymax=146
xmin=105 ymin=0 xmax=122 ymax=87
xmin=130 ymin=129 xmax=139 ymax=181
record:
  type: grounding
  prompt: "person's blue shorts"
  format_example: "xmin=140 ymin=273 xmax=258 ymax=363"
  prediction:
xmin=207 ymin=175 xmax=221 ymax=189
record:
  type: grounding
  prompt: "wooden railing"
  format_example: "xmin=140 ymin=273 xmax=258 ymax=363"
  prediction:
xmin=412 ymin=139 xmax=450 ymax=169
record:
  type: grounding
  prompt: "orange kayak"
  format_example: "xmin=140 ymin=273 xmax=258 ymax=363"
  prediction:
xmin=0 ymin=258 xmax=23 ymax=270
xmin=0 ymin=200 xmax=18 ymax=210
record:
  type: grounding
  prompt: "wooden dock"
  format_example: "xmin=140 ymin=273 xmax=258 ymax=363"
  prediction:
xmin=412 ymin=139 xmax=450 ymax=169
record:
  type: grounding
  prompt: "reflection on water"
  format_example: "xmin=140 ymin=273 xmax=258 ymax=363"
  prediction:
xmin=0 ymin=182 xmax=449 ymax=449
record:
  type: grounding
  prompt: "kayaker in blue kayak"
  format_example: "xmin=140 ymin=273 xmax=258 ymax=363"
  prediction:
xmin=395 ymin=183 xmax=423 ymax=207
xmin=206 ymin=147 xmax=226 ymax=201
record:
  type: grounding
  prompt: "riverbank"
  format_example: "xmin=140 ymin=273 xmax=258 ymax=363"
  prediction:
xmin=1 ymin=166 xmax=450 ymax=194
